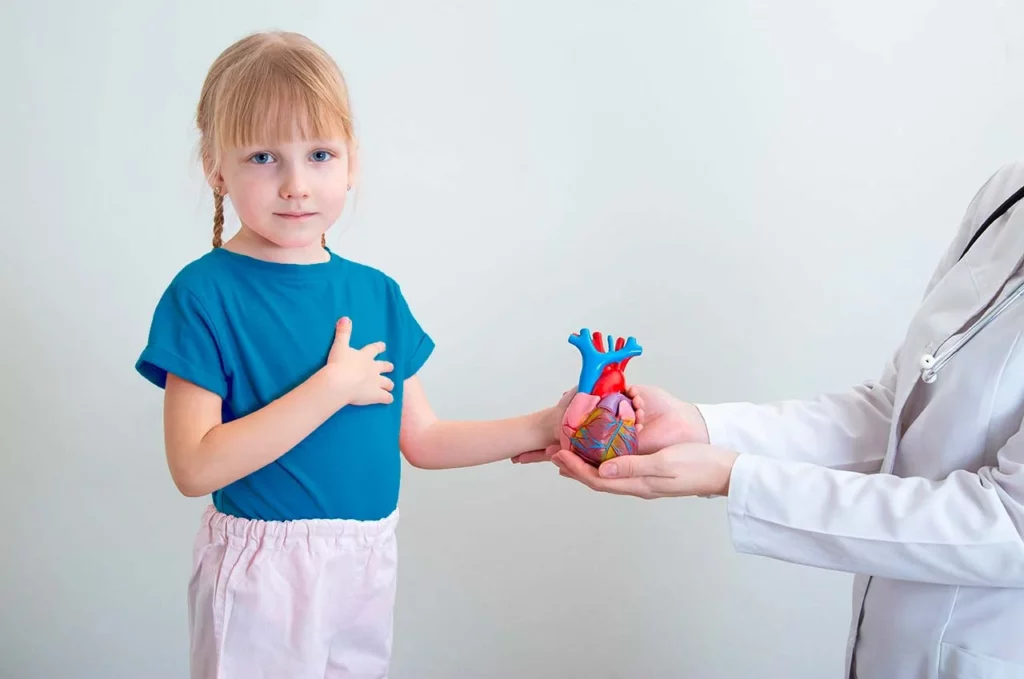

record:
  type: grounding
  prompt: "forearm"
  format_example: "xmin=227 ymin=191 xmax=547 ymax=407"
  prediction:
xmin=167 ymin=368 xmax=348 ymax=496
xmin=693 ymin=346 xmax=901 ymax=471
xmin=403 ymin=410 xmax=554 ymax=470
xmin=696 ymin=382 xmax=891 ymax=472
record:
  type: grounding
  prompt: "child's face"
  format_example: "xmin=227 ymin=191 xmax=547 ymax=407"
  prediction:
xmin=217 ymin=134 xmax=353 ymax=250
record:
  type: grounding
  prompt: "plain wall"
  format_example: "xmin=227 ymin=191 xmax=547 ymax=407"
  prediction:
xmin=3 ymin=1 xmax=1024 ymax=677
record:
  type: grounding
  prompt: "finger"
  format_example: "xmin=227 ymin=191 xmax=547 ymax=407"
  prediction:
xmin=333 ymin=317 xmax=352 ymax=347
xmin=551 ymin=450 xmax=604 ymax=488
xmin=545 ymin=443 xmax=561 ymax=461
xmin=552 ymin=457 xmax=586 ymax=482
xmin=512 ymin=450 xmax=549 ymax=464
xmin=524 ymin=448 xmax=556 ymax=463
xmin=379 ymin=376 xmax=395 ymax=392
xmin=552 ymin=451 xmax=654 ymax=496
xmin=597 ymin=451 xmax=667 ymax=479
xmin=524 ymin=444 xmax=559 ymax=464
xmin=361 ymin=341 xmax=386 ymax=358
xmin=634 ymin=407 xmax=646 ymax=431
xmin=376 ymin=360 xmax=394 ymax=374
xmin=512 ymin=446 xmax=553 ymax=463
xmin=617 ymin=398 xmax=637 ymax=423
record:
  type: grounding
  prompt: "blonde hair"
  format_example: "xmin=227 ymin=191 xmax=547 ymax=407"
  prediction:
xmin=196 ymin=31 xmax=355 ymax=248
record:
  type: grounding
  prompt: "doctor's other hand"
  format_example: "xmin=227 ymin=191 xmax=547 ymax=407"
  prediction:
xmin=550 ymin=443 xmax=739 ymax=499
xmin=625 ymin=384 xmax=709 ymax=452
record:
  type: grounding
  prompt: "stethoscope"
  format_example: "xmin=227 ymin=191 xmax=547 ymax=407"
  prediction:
xmin=919 ymin=184 xmax=1024 ymax=383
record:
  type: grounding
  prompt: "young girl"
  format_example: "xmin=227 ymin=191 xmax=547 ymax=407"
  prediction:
xmin=135 ymin=30 xmax=581 ymax=678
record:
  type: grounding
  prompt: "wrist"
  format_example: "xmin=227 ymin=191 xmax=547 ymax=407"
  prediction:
xmin=718 ymin=449 xmax=740 ymax=495
xmin=536 ymin=406 xmax=559 ymax=446
xmin=679 ymin=401 xmax=711 ymax=444
xmin=316 ymin=363 xmax=355 ymax=410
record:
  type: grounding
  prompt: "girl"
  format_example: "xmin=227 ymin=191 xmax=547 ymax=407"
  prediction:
xmin=136 ymin=30 xmax=585 ymax=678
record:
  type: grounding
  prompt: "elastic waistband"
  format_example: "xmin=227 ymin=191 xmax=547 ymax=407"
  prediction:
xmin=198 ymin=505 xmax=399 ymax=549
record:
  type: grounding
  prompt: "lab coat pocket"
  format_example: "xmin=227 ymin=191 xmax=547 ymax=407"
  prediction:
xmin=939 ymin=643 xmax=1024 ymax=679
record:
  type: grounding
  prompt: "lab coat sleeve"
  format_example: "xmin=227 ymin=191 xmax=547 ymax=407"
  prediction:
xmin=695 ymin=365 xmax=895 ymax=473
xmin=725 ymin=419 xmax=1024 ymax=587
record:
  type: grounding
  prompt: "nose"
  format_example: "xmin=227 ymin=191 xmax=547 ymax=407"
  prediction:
xmin=279 ymin=166 xmax=311 ymax=200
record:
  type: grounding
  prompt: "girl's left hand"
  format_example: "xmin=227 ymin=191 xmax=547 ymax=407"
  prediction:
xmin=550 ymin=443 xmax=740 ymax=499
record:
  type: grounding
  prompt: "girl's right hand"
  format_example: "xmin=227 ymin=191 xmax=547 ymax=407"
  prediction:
xmin=324 ymin=317 xmax=395 ymax=406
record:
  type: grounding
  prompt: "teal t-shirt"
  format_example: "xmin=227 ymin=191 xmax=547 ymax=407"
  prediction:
xmin=135 ymin=247 xmax=434 ymax=521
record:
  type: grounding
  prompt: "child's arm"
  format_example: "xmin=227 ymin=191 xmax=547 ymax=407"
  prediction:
xmin=163 ymin=318 xmax=392 ymax=497
xmin=399 ymin=377 xmax=566 ymax=469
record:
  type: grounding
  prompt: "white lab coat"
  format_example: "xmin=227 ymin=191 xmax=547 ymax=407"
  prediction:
xmin=697 ymin=161 xmax=1024 ymax=679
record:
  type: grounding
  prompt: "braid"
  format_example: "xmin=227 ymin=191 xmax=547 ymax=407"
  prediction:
xmin=212 ymin=190 xmax=224 ymax=248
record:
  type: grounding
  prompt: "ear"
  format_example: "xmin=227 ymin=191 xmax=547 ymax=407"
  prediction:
xmin=202 ymin=155 xmax=226 ymax=195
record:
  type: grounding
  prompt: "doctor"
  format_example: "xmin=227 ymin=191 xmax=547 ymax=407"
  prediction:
xmin=535 ymin=162 xmax=1024 ymax=678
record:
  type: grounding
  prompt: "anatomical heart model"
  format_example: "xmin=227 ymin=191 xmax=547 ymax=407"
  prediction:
xmin=560 ymin=328 xmax=643 ymax=466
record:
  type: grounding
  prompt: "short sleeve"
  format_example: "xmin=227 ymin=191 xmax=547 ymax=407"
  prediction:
xmin=135 ymin=280 xmax=229 ymax=398
xmin=391 ymin=281 xmax=434 ymax=378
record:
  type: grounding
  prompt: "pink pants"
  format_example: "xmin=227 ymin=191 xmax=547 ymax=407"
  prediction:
xmin=188 ymin=505 xmax=399 ymax=679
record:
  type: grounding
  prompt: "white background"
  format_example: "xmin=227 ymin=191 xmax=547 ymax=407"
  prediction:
xmin=3 ymin=1 xmax=1023 ymax=677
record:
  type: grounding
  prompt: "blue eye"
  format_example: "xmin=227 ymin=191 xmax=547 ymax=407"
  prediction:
xmin=250 ymin=152 xmax=274 ymax=164
xmin=311 ymin=150 xmax=332 ymax=162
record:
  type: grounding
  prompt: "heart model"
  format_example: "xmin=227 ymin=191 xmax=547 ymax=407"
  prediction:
xmin=560 ymin=328 xmax=643 ymax=466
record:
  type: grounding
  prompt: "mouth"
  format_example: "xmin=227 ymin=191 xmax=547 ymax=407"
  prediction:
xmin=275 ymin=211 xmax=318 ymax=221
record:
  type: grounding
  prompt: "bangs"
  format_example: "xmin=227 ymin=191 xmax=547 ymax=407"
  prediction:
xmin=212 ymin=48 xmax=353 ymax=154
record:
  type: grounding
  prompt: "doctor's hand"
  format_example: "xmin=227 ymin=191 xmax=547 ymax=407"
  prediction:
xmin=624 ymin=384 xmax=710 ymax=453
xmin=550 ymin=443 xmax=739 ymax=499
